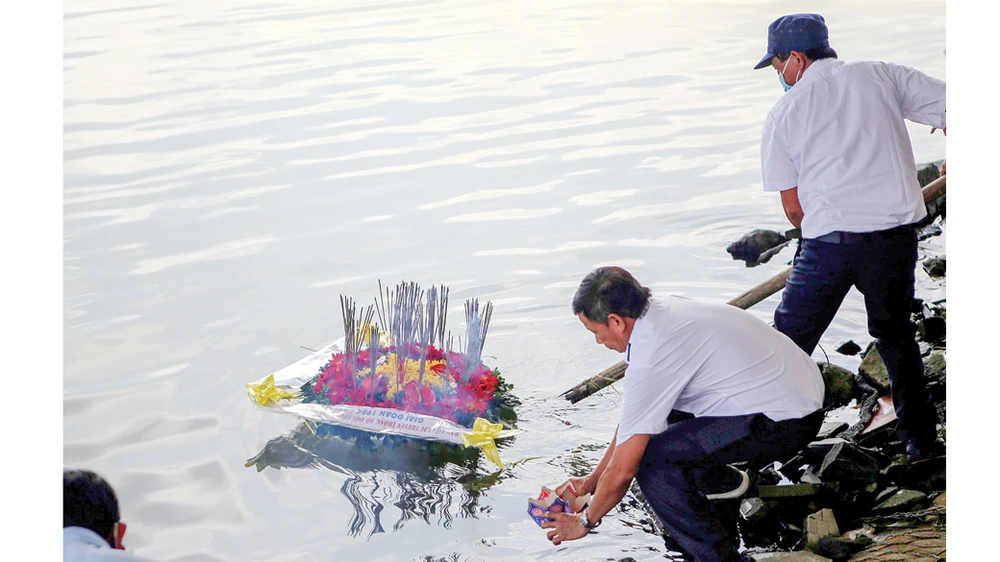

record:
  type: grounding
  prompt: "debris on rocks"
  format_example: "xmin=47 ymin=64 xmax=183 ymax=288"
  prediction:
xmin=736 ymin=290 xmax=945 ymax=562
xmin=922 ymin=256 xmax=946 ymax=278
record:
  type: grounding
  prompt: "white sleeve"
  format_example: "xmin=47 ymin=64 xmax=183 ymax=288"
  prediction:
xmin=616 ymin=362 xmax=690 ymax=446
xmin=883 ymin=61 xmax=947 ymax=129
xmin=760 ymin=112 xmax=798 ymax=193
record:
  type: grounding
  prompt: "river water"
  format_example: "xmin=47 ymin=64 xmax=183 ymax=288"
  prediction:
xmin=64 ymin=1 xmax=946 ymax=560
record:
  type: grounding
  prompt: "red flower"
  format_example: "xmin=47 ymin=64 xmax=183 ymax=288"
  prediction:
xmin=425 ymin=345 xmax=445 ymax=362
xmin=401 ymin=381 xmax=422 ymax=411
xmin=420 ymin=384 xmax=436 ymax=406
xmin=469 ymin=367 xmax=498 ymax=400
xmin=342 ymin=375 xmax=388 ymax=405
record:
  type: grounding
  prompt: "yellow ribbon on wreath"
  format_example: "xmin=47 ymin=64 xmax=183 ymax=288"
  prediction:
xmin=247 ymin=374 xmax=300 ymax=406
xmin=461 ymin=418 xmax=505 ymax=469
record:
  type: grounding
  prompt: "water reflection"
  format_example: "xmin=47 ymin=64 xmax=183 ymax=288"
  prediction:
xmin=246 ymin=421 xmax=515 ymax=538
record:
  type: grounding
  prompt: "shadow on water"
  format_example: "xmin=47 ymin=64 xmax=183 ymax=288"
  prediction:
xmin=246 ymin=421 xmax=517 ymax=538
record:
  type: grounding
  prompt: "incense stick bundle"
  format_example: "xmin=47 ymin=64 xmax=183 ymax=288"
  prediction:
xmin=341 ymin=296 xmax=358 ymax=378
xmin=368 ymin=324 xmax=379 ymax=402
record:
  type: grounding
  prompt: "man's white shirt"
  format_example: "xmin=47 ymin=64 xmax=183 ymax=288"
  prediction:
xmin=617 ymin=296 xmax=824 ymax=445
xmin=760 ymin=58 xmax=946 ymax=239
xmin=64 ymin=527 xmax=155 ymax=562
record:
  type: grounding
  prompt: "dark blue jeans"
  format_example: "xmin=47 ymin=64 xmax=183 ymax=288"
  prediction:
xmin=774 ymin=227 xmax=938 ymax=447
xmin=637 ymin=410 xmax=823 ymax=562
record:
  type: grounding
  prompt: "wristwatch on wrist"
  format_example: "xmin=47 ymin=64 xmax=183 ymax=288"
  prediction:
xmin=579 ymin=511 xmax=601 ymax=530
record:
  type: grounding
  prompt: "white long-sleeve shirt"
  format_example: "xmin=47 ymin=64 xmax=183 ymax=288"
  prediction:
xmin=617 ymin=297 xmax=824 ymax=445
xmin=64 ymin=527 xmax=156 ymax=562
xmin=760 ymin=58 xmax=946 ymax=239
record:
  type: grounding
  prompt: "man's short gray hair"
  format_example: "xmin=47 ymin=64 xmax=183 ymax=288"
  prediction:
xmin=572 ymin=266 xmax=651 ymax=324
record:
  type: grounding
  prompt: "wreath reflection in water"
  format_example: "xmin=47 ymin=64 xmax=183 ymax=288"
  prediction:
xmin=245 ymin=419 xmax=519 ymax=537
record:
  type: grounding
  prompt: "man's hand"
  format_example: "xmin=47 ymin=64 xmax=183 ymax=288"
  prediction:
xmin=541 ymin=512 xmax=590 ymax=545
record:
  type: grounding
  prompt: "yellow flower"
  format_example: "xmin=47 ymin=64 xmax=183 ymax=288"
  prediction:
xmin=356 ymin=354 xmax=451 ymax=400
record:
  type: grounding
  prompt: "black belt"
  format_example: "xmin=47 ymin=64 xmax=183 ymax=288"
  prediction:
xmin=810 ymin=224 xmax=915 ymax=244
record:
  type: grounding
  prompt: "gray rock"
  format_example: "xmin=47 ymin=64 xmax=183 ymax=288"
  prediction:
xmin=816 ymin=536 xmax=869 ymax=561
xmin=917 ymin=316 xmax=946 ymax=343
xmin=808 ymin=437 xmax=850 ymax=450
xmin=886 ymin=456 xmax=946 ymax=493
xmin=841 ymin=525 xmax=877 ymax=542
xmin=805 ymin=508 xmax=840 ymax=552
xmin=741 ymin=497 xmax=774 ymax=522
xmin=916 ymin=222 xmax=943 ymax=241
xmin=818 ymin=442 xmax=884 ymax=487
xmin=817 ymin=363 xmax=856 ymax=407
xmin=930 ymin=301 xmax=947 ymax=319
xmin=924 ymin=352 xmax=946 ymax=381
xmin=816 ymin=422 xmax=849 ymax=440
xmin=727 ymin=229 xmax=789 ymax=266
xmin=925 ymin=195 xmax=946 ymax=221
xmin=873 ymin=489 xmax=929 ymax=513
xmin=874 ymin=485 xmax=899 ymax=504
xmin=917 ymin=163 xmax=940 ymax=187
xmin=834 ymin=340 xmax=862 ymax=356
xmin=751 ymin=552 xmax=833 ymax=561
xmin=857 ymin=343 xmax=890 ymax=394
xmin=922 ymin=256 xmax=946 ymax=278
xmin=758 ymin=483 xmax=839 ymax=499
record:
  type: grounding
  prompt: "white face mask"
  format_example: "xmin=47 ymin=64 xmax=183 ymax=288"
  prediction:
xmin=779 ymin=57 xmax=802 ymax=92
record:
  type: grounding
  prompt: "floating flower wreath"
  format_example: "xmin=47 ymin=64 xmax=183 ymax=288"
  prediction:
xmin=246 ymin=281 xmax=519 ymax=467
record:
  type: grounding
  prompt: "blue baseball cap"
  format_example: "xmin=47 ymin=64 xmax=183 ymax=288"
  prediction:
xmin=753 ymin=13 xmax=830 ymax=70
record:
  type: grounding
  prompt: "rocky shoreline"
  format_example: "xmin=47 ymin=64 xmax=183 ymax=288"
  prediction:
xmin=632 ymin=162 xmax=947 ymax=562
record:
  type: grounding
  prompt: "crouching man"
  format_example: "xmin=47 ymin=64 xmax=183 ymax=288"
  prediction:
xmin=543 ymin=267 xmax=825 ymax=562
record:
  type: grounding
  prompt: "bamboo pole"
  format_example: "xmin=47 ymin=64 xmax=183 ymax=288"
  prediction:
xmin=560 ymin=175 xmax=946 ymax=403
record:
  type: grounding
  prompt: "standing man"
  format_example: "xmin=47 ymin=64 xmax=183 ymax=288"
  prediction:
xmin=754 ymin=13 xmax=945 ymax=460
xmin=542 ymin=267 xmax=825 ymax=562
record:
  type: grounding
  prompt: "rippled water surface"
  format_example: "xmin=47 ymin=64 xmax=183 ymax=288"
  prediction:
xmin=64 ymin=1 xmax=946 ymax=560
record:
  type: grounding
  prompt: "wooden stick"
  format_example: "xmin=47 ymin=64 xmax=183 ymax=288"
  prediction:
xmin=560 ymin=176 xmax=946 ymax=403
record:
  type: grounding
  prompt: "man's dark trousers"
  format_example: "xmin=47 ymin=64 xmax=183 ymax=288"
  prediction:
xmin=774 ymin=225 xmax=938 ymax=449
xmin=636 ymin=410 xmax=823 ymax=562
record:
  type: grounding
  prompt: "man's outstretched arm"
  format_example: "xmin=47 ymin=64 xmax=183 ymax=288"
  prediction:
xmin=542 ymin=433 xmax=651 ymax=545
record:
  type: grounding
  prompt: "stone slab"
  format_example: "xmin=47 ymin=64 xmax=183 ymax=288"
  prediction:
xmin=752 ymin=552 xmax=832 ymax=562
xmin=873 ymin=489 xmax=928 ymax=513
xmin=758 ymin=483 xmax=839 ymax=499
xmin=858 ymin=344 xmax=890 ymax=394
xmin=806 ymin=508 xmax=841 ymax=552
